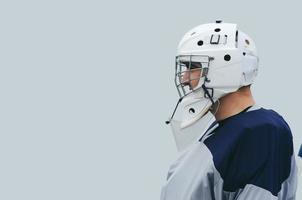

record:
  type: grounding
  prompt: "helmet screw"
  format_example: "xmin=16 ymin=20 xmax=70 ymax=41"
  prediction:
xmin=197 ymin=40 xmax=204 ymax=46
xmin=224 ymin=54 xmax=231 ymax=61
xmin=214 ymin=28 xmax=221 ymax=32
xmin=189 ymin=108 xmax=195 ymax=114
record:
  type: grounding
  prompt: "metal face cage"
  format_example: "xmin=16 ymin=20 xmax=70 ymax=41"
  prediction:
xmin=175 ymin=55 xmax=213 ymax=98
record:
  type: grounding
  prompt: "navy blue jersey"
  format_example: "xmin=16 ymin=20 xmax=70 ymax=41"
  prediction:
xmin=161 ymin=105 xmax=298 ymax=200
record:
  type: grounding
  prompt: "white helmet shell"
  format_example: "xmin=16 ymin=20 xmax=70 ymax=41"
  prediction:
xmin=177 ymin=22 xmax=258 ymax=92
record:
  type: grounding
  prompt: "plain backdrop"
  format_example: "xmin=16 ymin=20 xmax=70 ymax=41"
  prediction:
xmin=0 ymin=0 xmax=301 ymax=199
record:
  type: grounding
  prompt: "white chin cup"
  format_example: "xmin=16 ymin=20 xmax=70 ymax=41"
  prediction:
xmin=180 ymin=96 xmax=212 ymax=128
xmin=169 ymin=96 xmax=214 ymax=152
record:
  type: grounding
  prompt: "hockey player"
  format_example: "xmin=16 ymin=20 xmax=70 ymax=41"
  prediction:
xmin=162 ymin=21 xmax=298 ymax=200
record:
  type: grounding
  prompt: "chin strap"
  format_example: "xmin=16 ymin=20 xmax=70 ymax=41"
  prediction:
xmin=165 ymin=97 xmax=183 ymax=125
xmin=202 ymin=84 xmax=215 ymax=105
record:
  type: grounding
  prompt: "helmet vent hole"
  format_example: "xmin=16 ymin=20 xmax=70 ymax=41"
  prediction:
xmin=245 ymin=39 xmax=250 ymax=45
xmin=214 ymin=28 xmax=221 ymax=32
xmin=224 ymin=54 xmax=231 ymax=61
xmin=189 ymin=108 xmax=195 ymax=114
xmin=243 ymin=52 xmax=246 ymax=56
xmin=197 ymin=40 xmax=204 ymax=46
xmin=191 ymin=32 xmax=196 ymax=36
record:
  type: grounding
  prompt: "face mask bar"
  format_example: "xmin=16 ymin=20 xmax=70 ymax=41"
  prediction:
xmin=175 ymin=55 xmax=213 ymax=98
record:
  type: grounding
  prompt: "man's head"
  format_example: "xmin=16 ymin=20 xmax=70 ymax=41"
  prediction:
xmin=175 ymin=22 xmax=258 ymax=99
xmin=167 ymin=21 xmax=259 ymax=151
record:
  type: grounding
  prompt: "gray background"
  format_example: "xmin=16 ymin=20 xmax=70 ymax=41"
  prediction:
xmin=0 ymin=0 xmax=301 ymax=199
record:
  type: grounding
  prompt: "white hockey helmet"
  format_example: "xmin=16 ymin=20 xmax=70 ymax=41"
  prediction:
xmin=167 ymin=21 xmax=259 ymax=151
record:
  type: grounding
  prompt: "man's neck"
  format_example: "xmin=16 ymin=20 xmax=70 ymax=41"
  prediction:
xmin=213 ymin=88 xmax=255 ymax=121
